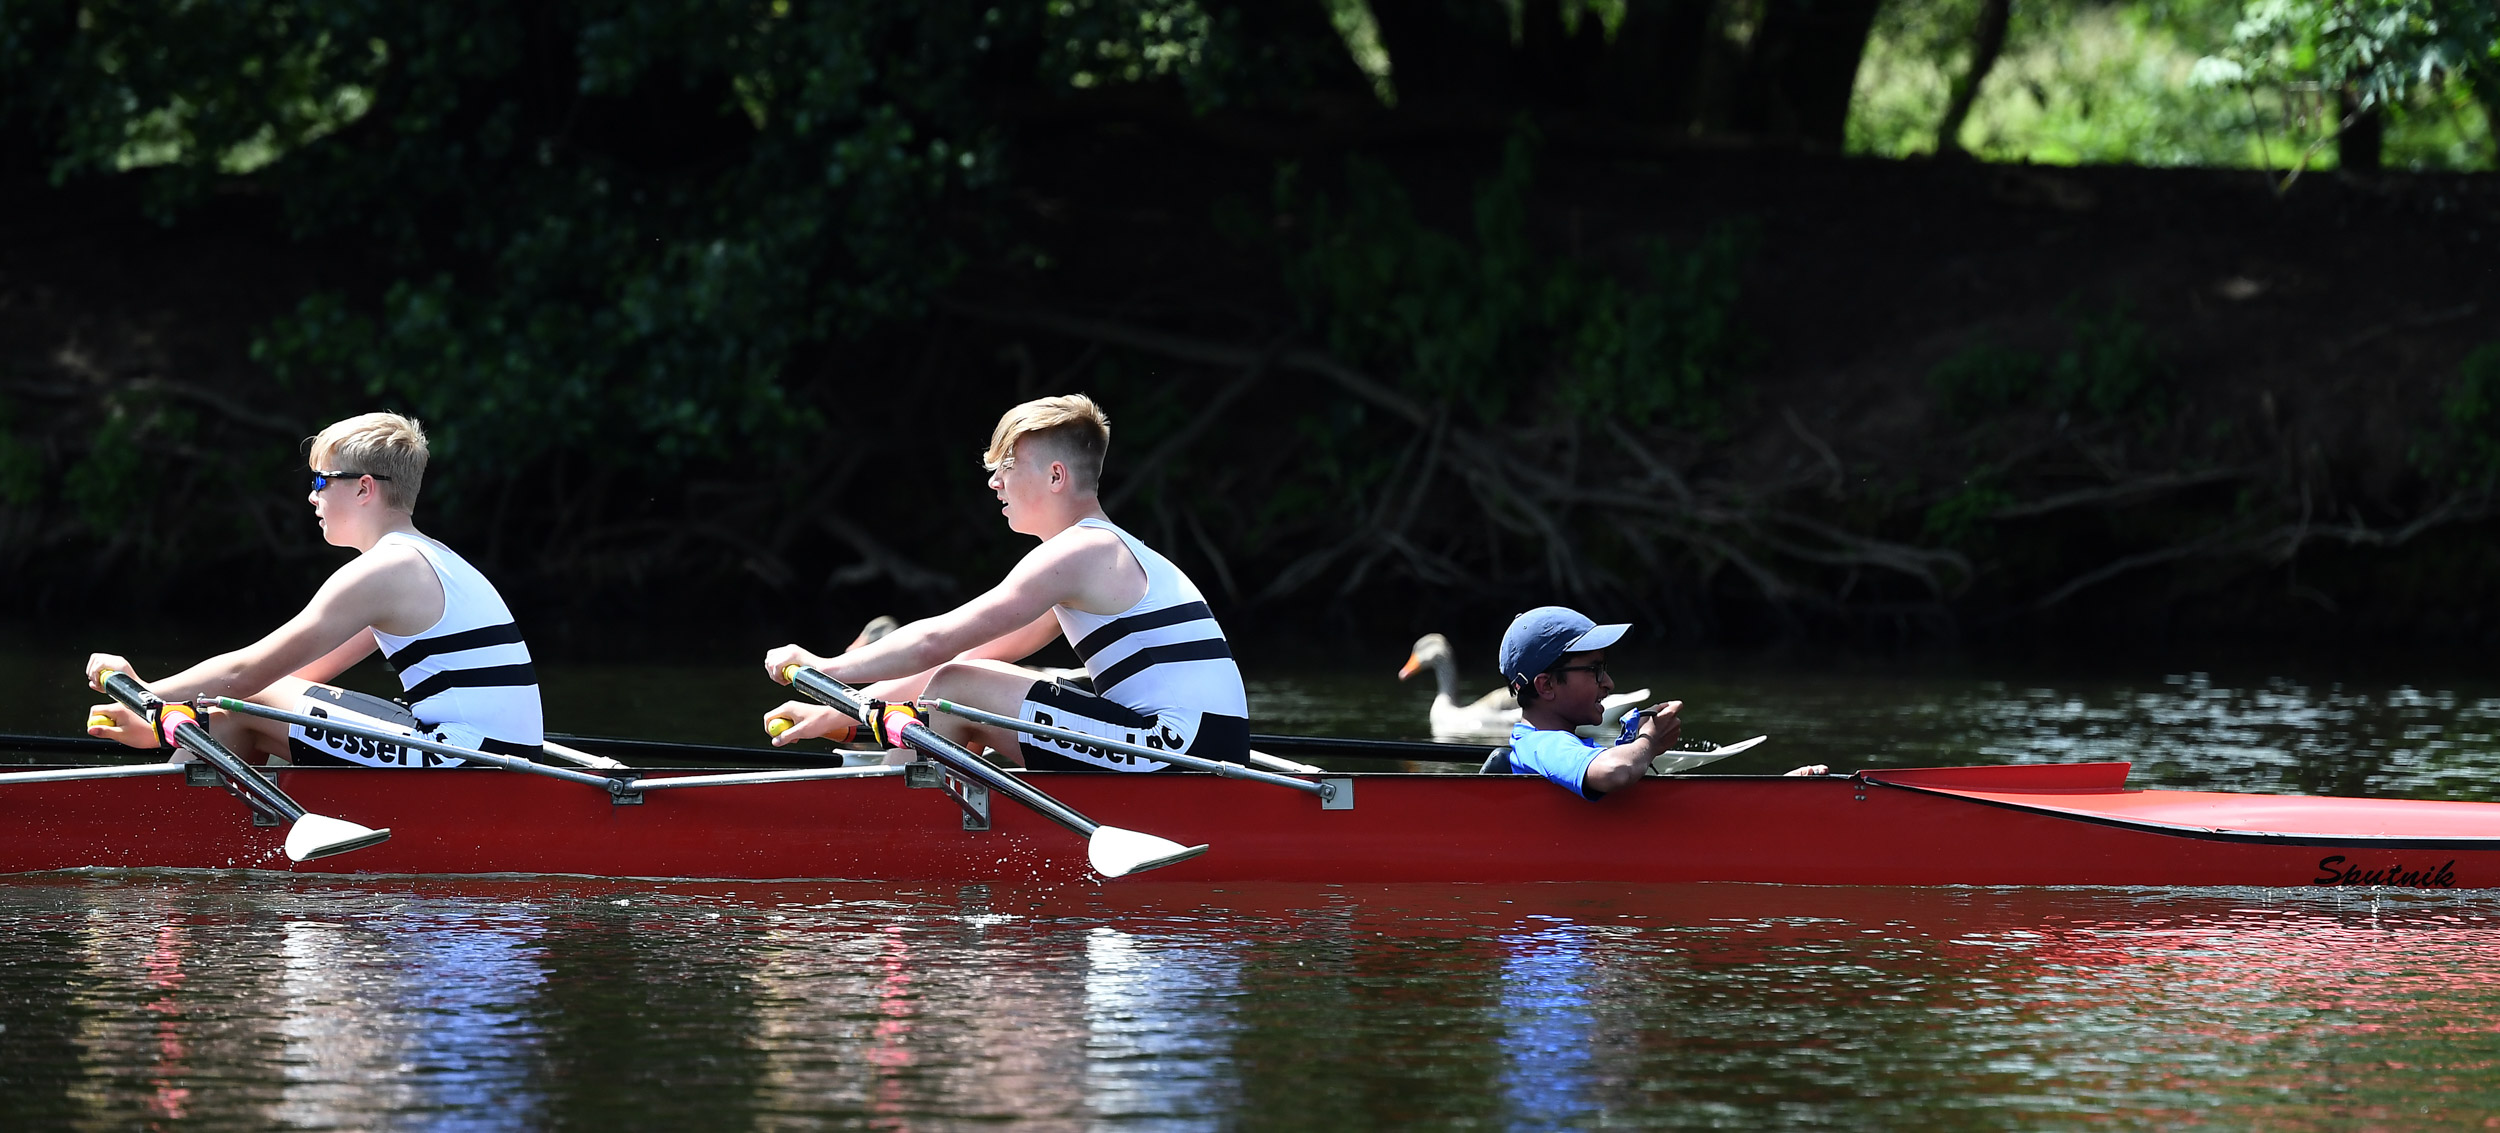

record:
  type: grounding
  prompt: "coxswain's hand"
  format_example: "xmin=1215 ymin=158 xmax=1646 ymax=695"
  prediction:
xmin=762 ymin=644 xmax=830 ymax=685
xmin=1784 ymin=764 xmax=1831 ymax=777
xmin=762 ymin=701 xmax=861 ymax=746
xmin=85 ymin=653 xmax=138 ymax=693
xmin=84 ymin=702 xmax=157 ymax=750
xmin=1635 ymin=700 xmax=1682 ymax=750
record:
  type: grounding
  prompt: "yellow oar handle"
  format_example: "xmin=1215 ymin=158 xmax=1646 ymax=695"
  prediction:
xmin=765 ymin=712 xmax=862 ymax=743
xmin=781 ymin=663 xmax=804 ymax=683
xmin=86 ymin=713 xmax=114 ymax=730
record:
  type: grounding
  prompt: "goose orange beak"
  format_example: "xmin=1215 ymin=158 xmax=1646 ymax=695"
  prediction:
xmin=1397 ymin=653 xmax=1423 ymax=680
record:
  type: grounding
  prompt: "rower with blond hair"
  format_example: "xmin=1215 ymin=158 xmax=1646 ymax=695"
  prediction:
xmin=84 ymin=412 xmax=545 ymax=766
xmin=763 ymin=394 xmax=1249 ymax=770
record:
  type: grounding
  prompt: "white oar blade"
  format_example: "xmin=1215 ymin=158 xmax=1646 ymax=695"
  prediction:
xmin=284 ymin=813 xmax=393 ymax=862
xmin=1087 ymin=826 xmax=1209 ymax=878
xmin=1649 ymin=735 xmax=1770 ymax=776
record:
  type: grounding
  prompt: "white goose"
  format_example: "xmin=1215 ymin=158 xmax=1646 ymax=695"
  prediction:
xmin=847 ymin=615 xmax=901 ymax=649
xmin=1398 ymin=633 xmax=1650 ymax=741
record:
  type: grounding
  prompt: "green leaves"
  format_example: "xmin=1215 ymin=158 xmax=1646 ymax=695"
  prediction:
xmin=15 ymin=0 xmax=1011 ymax=512
xmin=2212 ymin=0 xmax=2498 ymax=111
xmin=2435 ymin=342 xmax=2500 ymax=488
xmin=1929 ymin=301 xmax=2171 ymax=429
xmin=1281 ymin=129 xmax=1750 ymax=430
xmin=1561 ymin=228 xmax=1753 ymax=431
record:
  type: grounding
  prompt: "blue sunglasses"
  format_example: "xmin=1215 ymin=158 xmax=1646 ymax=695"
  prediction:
xmin=310 ymin=470 xmax=392 ymax=492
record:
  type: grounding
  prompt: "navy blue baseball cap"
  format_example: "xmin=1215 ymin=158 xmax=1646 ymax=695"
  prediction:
xmin=1498 ymin=606 xmax=1630 ymax=692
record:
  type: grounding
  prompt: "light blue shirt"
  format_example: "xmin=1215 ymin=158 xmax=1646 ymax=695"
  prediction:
xmin=1507 ymin=721 xmax=1612 ymax=800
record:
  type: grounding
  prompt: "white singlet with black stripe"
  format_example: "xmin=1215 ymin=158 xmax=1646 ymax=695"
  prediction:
xmin=1026 ymin=518 xmax=1247 ymax=771
xmin=368 ymin=531 xmax=545 ymax=758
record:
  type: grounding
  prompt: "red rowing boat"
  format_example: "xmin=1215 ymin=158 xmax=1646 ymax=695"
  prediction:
xmin=4 ymin=759 xmax=2497 ymax=887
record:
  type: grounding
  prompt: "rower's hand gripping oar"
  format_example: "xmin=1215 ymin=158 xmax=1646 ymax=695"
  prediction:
xmin=778 ymin=665 xmax=1207 ymax=878
xmin=96 ymin=672 xmax=391 ymax=862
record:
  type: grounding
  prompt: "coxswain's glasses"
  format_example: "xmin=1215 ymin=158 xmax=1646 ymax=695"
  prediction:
xmin=1552 ymin=662 xmax=1609 ymax=679
xmin=310 ymin=470 xmax=392 ymax=492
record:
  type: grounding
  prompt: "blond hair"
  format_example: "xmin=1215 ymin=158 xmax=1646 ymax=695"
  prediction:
xmin=983 ymin=394 xmax=1110 ymax=493
xmin=309 ymin=412 xmax=428 ymax=511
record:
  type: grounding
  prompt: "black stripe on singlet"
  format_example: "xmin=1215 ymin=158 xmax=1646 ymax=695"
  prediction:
xmin=1087 ymin=638 xmax=1233 ymax=694
xmin=402 ymin=663 xmax=540 ymax=705
xmin=476 ymin=737 xmax=547 ymax=759
xmin=1070 ymin=601 xmax=1215 ymax=664
xmin=383 ymin=622 xmax=526 ymax=671
xmin=1190 ymin=713 xmax=1250 ymax=762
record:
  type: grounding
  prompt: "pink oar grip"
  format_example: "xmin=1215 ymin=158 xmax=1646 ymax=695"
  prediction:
xmin=881 ymin=706 xmax=919 ymax=748
xmin=158 ymin=704 xmax=199 ymax=748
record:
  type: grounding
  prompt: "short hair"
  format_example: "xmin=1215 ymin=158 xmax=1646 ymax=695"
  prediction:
xmin=309 ymin=412 xmax=427 ymax=511
xmin=983 ymin=394 xmax=1110 ymax=493
xmin=1513 ymin=655 xmax=1570 ymax=707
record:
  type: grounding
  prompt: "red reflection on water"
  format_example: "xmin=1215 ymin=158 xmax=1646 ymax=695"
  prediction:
xmin=140 ymin=920 xmax=191 ymax=1122
xmin=1999 ymin=909 xmax=2500 ymax=1031
xmin=869 ymin=923 xmax=914 ymax=1130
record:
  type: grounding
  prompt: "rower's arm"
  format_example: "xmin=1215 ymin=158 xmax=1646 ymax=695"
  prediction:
xmin=956 ymin=610 xmax=1064 ymax=665
xmin=1582 ymin=700 xmax=1683 ymax=796
xmin=292 ymin=628 xmax=382 ymax=685
xmin=134 ymin=556 xmax=409 ymax=704
xmin=816 ymin=542 xmax=1090 ymax=684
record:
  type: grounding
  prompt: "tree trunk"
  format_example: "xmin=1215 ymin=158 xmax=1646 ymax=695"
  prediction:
xmin=1934 ymin=0 xmax=2011 ymax=157
xmin=1597 ymin=0 xmax=1717 ymax=128
xmin=2337 ymin=88 xmax=2384 ymax=174
xmin=1729 ymin=0 xmax=1887 ymax=148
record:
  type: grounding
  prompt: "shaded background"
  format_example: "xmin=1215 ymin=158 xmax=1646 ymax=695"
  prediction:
xmin=3 ymin=0 xmax=2496 ymax=659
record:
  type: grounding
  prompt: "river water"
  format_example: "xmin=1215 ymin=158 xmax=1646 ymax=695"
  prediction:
xmin=4 ymin=647 xmax=2500 ymax=1127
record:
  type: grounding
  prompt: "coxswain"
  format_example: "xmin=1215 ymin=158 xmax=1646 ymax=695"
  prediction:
xmin=1498 ymin=606 xmax=1825 ymax=798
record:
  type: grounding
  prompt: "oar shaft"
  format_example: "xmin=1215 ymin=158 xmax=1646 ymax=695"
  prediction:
xmin=101 ymin=673 xmax=307 ymax=822
xmin=546 ymin=732 xmax=845 ymax=768
xmin=784 ymin=667 xmax=1100 ymax=839
xmin=0 ymin=763 xmax=187 ymax=785
xmin=1248 ymin=733 xmax=1502 ymax=760
xmin=631 ymin=765 xmax=905 ymax=791
xmin=0 ymin=732 xmax=129 ymax=756
xmin=929 ymin=698 xmax=1326 ymax=797
xmin=213 ymin=698 xmax=615 ymax=789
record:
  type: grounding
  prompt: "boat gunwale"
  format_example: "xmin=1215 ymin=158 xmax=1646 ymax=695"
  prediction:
xmin=1865 ymin=777 xmax=2500 ymax=851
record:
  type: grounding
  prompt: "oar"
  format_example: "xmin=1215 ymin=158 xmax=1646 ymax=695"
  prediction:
xmin=1 ymin=732 xmax=130 ymax=757
xmin=216 ymin=703 xmax=942 ymax=798
xmin=1247 ymin=732 xmax=1770 ymax=769
xmin=211 ymin=697 xmax=624 ymax=791
xmin=1649 ymin=734 xmax=1768 ymax=774
xmin=551 ymin=732 xmax=853 ymax=769
xmin=1248 ymin=734 xmax=1505 ymax=760
xmin=0 ymin=763 xmax=188 ymax=785
xmin=924 ymin=697 xmax=1337 ymax=801
xmin=95 ymin=673 xmax=391 ymax=862
xmin=778 ymin=665 xmax=1208 ymax=877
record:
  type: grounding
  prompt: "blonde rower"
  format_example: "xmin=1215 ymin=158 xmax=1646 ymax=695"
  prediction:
xmin=763 ymin=394 xmax=1249 ymax=770
xmin=85 ymin=412 xmax=544 ymax=767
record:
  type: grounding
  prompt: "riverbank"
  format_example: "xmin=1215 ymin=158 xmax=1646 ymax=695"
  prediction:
xmin=4 ymin=138 xmax=2495 ymax=648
